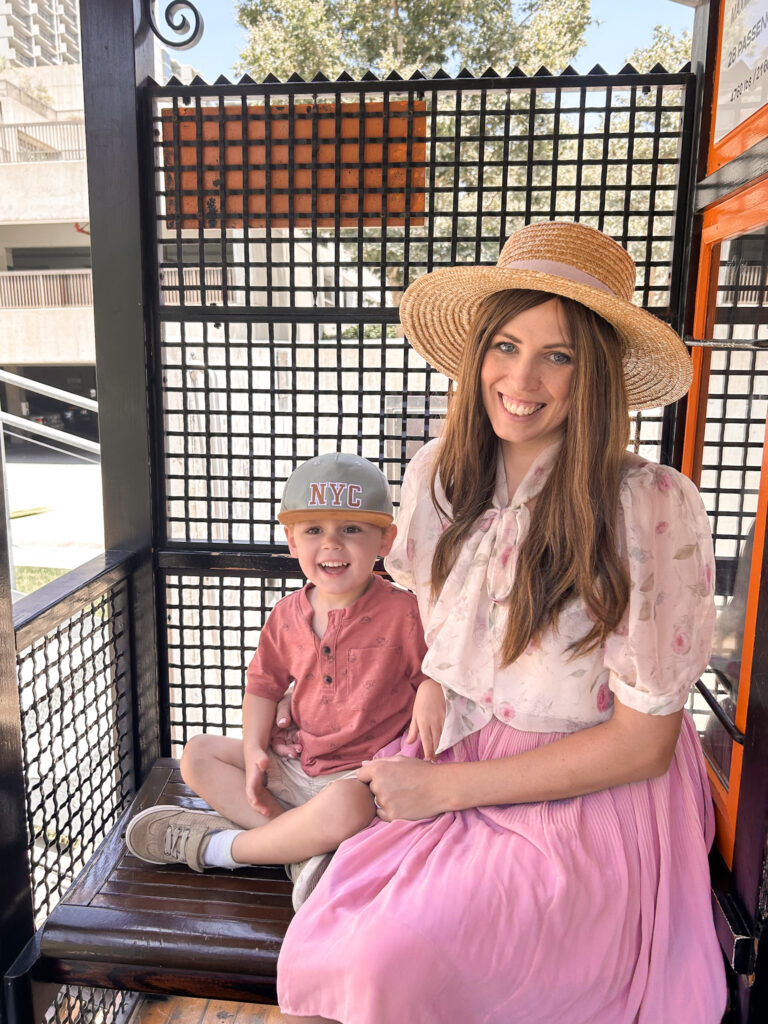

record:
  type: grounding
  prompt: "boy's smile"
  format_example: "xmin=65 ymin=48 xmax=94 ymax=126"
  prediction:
xmin=286 ymin=517 xmax=397 ymax=608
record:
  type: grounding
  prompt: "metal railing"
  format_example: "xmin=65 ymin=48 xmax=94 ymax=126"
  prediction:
xmin=36 ymin=24 xmax=58 ymax=49
xmin=0 ymin=269 xmax=93 ymax=307
xmin=0 ymin=121 xmax=86 ymax=163
xmin=0 ymin=268 xmax=222 ymax=307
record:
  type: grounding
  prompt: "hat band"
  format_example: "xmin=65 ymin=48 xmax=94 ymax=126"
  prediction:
xmin=505 ymin=259 xmax=614 ymax=295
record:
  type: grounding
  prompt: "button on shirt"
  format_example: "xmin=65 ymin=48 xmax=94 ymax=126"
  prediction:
xmin=246 ymin=574 xmax=429 ymax=776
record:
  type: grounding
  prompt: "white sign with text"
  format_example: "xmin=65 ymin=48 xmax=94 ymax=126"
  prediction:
xmin=715 ymin=0 xmax=768 ymax=143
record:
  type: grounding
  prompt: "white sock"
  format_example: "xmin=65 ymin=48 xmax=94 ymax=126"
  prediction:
xmin=202 ymin=828 xmax=243 ymax=869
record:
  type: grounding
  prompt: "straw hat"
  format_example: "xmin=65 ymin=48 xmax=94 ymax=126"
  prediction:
xmin=399 ymin=220 xmax=692 ymax=410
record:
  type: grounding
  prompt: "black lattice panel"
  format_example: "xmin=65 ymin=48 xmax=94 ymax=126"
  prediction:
xmin=628 ymin=407 xmax=665 ymax=459
xmin=701 ymin=227 xmax=768 ymax=561
xmin=150 ymin=72 xmax=691 ymax=545
xmin=16 ymin=582 xmax=134 ymax=924
xmin=161 ymin=319 xmax=449 ymax=544
xmin=165 ymin=572 xmax=306 ymax=752
xmin=151 ymin=75 xmax=688 ymax=312
xmin=700 ymin=348 xmax=766 ymax=559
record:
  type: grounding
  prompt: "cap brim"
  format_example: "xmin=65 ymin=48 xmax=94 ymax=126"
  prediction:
xmin=278 ymin=508 xmax=393 ymax=527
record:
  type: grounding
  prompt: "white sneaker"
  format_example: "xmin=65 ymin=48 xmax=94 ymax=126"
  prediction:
xmin=285 ymin=851 xmax=334 ymax=910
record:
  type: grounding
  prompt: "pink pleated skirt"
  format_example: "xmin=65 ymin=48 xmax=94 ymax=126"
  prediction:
xmin=277 ymin=714 xmax=727 ymax=1024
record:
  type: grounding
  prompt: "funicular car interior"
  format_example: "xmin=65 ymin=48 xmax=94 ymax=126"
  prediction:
xmin=1 ymin=1 xmax=767 ymax=1022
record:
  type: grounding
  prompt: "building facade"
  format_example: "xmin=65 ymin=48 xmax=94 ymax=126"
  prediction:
xmin=0 ymin=0 xmax=80 ymax=67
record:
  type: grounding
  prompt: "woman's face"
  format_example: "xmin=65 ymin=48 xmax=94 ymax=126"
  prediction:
xmin=480 ymin=298 xmax=574 ymax=459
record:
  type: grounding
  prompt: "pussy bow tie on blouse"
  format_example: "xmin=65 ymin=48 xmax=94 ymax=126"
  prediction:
xmin=481 ymin=503 xmax=530 ymax=603
xmin=478 ymin=439 xmax=563 ymax=605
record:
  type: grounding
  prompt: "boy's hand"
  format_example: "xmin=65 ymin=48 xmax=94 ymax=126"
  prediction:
xmin=270 ymin=691 xmax=302 ymax=758
xmin=244 ymin=748 xmax=272 ymax=815
xmin=407 ymin=678 xmax=446 ymax=762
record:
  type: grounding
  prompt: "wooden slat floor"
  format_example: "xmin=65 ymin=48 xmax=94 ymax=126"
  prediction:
xmin=130 ymin=995 xmax=292 ymax=1024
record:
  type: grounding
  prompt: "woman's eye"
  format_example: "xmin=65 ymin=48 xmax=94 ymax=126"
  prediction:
xmin=496 ymin=340 xmax=515 ymax=353
xmin=551 ymin=351 xmax=572 ymax=365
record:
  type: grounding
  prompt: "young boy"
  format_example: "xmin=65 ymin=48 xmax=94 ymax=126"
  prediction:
xmin=126 ymin=452 xmax=445 ymax=908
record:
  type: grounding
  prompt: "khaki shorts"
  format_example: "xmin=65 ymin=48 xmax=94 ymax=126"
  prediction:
xmin=265 ymin=750 xmax=359 ymax=811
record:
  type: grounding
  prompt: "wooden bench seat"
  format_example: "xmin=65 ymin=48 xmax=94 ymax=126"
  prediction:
xmin=23 ymin=759 xmax=294 ymax=1005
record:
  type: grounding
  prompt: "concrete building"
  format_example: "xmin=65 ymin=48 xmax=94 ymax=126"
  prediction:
xmin=0 ymin=8 xmax=384 ymax=459
xmin=0 ymin=3 xmax=192 ymax=442
xmin=0 ymin=61 xmax=95 ymax=439
xmin=0 ymin=0 xmax=80 ymax=67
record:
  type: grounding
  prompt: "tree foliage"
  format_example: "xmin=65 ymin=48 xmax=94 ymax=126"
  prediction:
xmin=626 ymin=25 xmax=692 ymax=73
xmin=235 ymin=0 xmax=593 ymax=80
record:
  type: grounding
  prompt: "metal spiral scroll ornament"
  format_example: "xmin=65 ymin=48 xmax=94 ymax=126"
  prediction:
xmin=143 ymin=0 xmax=204 ymax=50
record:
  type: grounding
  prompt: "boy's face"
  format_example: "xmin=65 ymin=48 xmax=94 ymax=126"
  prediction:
xmin=285 ymin=517 xmax=396 ymax=606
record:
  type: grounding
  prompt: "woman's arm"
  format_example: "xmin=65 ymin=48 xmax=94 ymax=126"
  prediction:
xmin=357 ymin=698 xmax=683 ymax=820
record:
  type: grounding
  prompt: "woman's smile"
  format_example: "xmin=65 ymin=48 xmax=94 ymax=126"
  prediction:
xmin=499 ymin=396 xmax=545 ymax=417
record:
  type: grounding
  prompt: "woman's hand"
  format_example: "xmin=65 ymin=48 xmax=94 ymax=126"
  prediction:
xmin=357 ymin=755 xmax=447 ymax=821
xmin=407 ymin=677 xmax=446 ymax=761
xmin=270 ymin=691 xmax=302 ymax=758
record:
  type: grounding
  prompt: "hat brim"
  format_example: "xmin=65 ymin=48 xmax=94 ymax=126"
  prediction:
xmin=278 ymin=508 xmax=394 ymax=528
xmin=399 ymin=266 xmax=692 ymax=410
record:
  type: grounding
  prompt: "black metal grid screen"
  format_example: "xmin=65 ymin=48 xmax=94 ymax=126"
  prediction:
xmin=16 ymin=578 xmax=134 ymax=924
xmin=149 ymin=69 xmax=693 ymax=548
xmin=147 ymin=70 xmax=695 ymax=749
xmin=700 ymin=228 xmax=768 ymax=558
xmin=161 ymin=319 xmax=446 ymax=543
xmin=152 ymin=76 xmax=687 ymax=310
xmin=165 ymin=572 xmax=303 ymax=752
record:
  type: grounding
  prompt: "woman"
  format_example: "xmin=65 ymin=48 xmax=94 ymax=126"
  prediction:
xmin=277 ymin=221 xmax=727 ymax=1023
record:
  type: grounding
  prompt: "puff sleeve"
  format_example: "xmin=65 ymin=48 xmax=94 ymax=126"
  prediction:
xmin=604 ymin=462 xmax=716 ymax=715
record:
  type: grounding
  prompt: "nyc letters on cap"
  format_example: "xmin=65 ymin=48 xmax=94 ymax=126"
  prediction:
xmin=278 ymin=452 xmax=394 ymax=527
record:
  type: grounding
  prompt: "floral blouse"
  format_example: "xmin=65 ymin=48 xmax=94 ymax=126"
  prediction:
xmin=385 ymin=438 xmax=716 ymax=753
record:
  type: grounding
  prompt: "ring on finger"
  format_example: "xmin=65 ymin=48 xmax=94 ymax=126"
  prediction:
xmin=373 ymin=796 xmax=381 ymax=810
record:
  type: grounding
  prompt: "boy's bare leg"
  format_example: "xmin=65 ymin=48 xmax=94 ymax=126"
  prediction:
xmin=231 ymin=778 xmax=375 ymax=865
xmin=180 ymin=733 xmax=284 ymax=828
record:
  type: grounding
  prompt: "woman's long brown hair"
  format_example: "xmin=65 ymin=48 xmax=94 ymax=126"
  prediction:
xmin=430 ymin=289 xmax=630 ymax=665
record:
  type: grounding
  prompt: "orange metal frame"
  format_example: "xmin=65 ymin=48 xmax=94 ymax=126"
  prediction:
xmin=708 ymin=0 xmax=768 ymax=174
xmin=682 ymin=175 xmax=768 ymax=867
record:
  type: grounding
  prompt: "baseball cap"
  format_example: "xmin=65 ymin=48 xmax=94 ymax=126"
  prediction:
xmin=278 ymin=452 xmax=394 ymax=527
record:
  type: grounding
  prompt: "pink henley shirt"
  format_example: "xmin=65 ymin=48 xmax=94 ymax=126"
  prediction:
xmin=246 ymin=574 xmax=429 ymax=775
